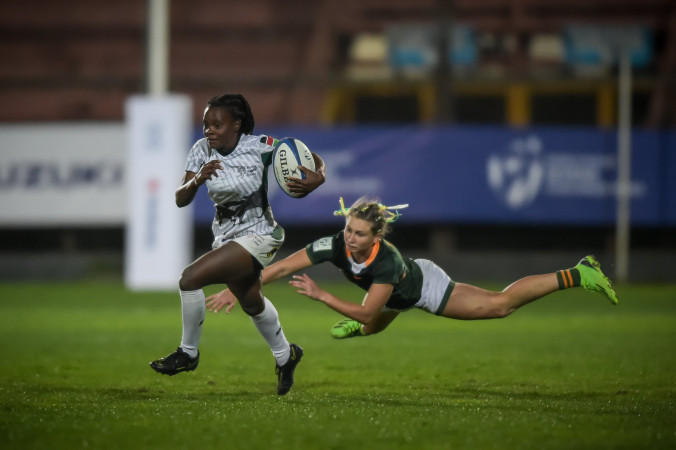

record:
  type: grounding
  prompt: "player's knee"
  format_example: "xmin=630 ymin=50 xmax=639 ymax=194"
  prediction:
xmin=239 ymin=300 xmax=264 ymax=316
xmin=178 ymin=266 xmax=202 ymax=291
xmin=361 ymin=322 xmax=385 ymax=336
xmin=491 ymin=298 xmax=514 ymax=318
xmin=234 ymin=291 xmax=265 ymax=316
xmin=492 ymin=307 xmax=512 ymax=318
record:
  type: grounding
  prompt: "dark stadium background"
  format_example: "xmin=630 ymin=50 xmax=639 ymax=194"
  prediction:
xmin=1 ymin=0 xmax=675 ymax=283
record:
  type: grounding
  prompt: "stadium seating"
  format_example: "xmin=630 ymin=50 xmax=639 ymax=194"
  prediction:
xmin=0 ymin=0 xmax=674 ymax=126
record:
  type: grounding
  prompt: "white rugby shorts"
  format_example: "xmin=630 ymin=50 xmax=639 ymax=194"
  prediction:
xmin=212 ymin=226 xmax=285 ymax=268
xmin=379 ymin=258 xmax=455 ymax=315
xmin=412 ymin=258 xmax=455 ymax=315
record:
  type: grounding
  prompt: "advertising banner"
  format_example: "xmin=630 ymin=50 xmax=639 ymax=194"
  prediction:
xmin=2 ymin=124 xmax=673 ymax=229
xmin=666 ymin=131 xmax=676 ymax=224
xmin=124 ymin=95 xmax=193 ymax=291
xmin=0 ymin=124 xmax=126 ymax=225
xmin=191 ymin=125 xmax=675 ymax=227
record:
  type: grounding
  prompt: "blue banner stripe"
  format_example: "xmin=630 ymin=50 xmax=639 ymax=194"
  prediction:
xmin=192 ymin=126 xmax=676 ymax=227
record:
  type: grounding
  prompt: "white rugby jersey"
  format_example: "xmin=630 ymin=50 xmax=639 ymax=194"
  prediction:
xmin=185 ymin=134 xmax=279 ymax=240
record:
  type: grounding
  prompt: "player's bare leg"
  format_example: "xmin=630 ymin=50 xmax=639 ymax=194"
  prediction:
xmin=442 ymin=274 xmax=559 ymax=320
xmin=440 ymin=256 xmax=617 ymax=320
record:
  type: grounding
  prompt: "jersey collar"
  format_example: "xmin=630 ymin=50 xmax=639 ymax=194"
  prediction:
xmin=345 ymin=240 xmax=380 ymax=267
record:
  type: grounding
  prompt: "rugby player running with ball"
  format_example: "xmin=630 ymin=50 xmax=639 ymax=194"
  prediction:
xmin=150 ymin=94 xmax=325 ymax=396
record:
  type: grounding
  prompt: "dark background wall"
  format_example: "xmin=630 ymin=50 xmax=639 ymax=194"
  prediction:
xmin=1 ymin=0 xmax=675 ymax=282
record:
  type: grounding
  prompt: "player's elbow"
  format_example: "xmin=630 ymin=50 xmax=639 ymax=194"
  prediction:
xmin=175 ymin=193 xmax=190 ymax=208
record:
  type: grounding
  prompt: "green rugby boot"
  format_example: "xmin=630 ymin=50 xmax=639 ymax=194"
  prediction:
xmin=331 ymin=319 xmax=364 ymax=339
xmin=575 ymin=255 xmax=619 ymax=305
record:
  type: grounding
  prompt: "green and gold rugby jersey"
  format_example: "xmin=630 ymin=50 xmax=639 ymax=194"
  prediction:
xmin=305 ymin=232 xmax=423 ymax=310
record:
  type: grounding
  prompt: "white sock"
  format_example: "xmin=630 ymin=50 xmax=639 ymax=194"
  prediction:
xmin=250 ymin=297 xmax=290 ymax=366
xmin=179 ymin=289 xmax=205 ymax=359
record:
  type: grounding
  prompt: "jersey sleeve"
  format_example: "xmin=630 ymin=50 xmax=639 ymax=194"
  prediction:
xmin=258 ymin=135 xmax=279 ymax=151
xmin=305 ymin=234 xmax=340 ymax=265
xmin=251 ymin=134 xmax=279 ymax=156
xmin=185 ymin=140 xmax=207 ymax=173
xmin=240 ymin=134 xmax=278 ymax=169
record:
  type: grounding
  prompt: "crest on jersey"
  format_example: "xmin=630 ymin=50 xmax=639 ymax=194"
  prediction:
xmin=312 ymin=237 xmax=333 ymax=252
xmin=260 ymin=135 xmax=278 ymax=147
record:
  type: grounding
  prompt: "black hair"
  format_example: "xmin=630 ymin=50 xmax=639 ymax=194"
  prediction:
xmin=206 ymin=94 xmax=255 ymax=135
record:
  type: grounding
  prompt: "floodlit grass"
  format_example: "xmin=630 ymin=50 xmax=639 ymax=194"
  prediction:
xmin=0 ymin=281 xmax=674 ymax=449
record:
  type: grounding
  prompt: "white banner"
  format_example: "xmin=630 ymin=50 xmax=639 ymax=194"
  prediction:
xmin=124 ymin=95 xmax=193 ymax=291
xmin=0 ymin=123 xmax=126 ymax=225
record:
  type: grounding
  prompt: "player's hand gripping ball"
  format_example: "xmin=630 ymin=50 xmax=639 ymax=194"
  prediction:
xmin=272 ymin=137 xmax=316 ymax=198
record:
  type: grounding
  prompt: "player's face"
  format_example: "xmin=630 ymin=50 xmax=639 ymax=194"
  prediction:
xmin=344 ymin=216 xmax=379 ymax=257
xmin=202 ymin=106 xmax=241 ymax=151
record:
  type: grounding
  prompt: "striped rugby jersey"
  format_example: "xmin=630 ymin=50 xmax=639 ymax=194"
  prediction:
xmin=185 ymin=134 xmax=279 ymax=239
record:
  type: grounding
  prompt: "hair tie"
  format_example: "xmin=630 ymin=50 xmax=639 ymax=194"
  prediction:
xmin=333 ymin=197 xmax=409 ymax=223
xmin=333 ymin=197 xmax=350 ymax=217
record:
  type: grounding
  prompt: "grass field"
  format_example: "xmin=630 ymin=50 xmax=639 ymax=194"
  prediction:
xmin=0 ymin=280 xmax=674 ymax=449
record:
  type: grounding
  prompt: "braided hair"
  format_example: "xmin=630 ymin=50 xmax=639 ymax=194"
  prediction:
xmin=206 ymin=94 xmax=255 ymax=136
xmin=347 ymin=197 xmax=392 ymax=236
xmin=334 ymin=197 xmax=409 ymax=237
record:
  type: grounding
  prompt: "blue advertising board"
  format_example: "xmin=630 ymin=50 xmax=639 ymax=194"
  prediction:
xmin=666 ymin=130 xmax=676 ymax=224
xmin=191 ymin=126 xmax=676 ymax=227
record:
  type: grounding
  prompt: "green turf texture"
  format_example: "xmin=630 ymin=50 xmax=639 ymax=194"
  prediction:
xmin=1 ymin=281 xmax=674 ymax=450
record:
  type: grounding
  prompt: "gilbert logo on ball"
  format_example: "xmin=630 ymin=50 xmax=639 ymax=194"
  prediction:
xmin=272 ymin=137 xmax=315 ymax=198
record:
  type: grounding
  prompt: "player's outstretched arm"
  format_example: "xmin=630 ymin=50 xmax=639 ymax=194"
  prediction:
xmin=290 ymin=275 xmax=393 ymax=325
xmin=261 ymin=249 xmax=313 ymax=284
xmin=206 ymin=289 xmax=238 ymax=314
xmin=206 ymin=248 xmax=314 ymax=313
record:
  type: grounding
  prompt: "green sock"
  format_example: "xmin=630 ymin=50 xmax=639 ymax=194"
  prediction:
xmin=556 ymin=268 xmax=581 ymax=290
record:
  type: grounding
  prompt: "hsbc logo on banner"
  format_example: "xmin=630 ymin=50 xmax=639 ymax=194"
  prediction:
xmin=487 ymin=134 xmax=646 ymax=211
xmin=487 ymin=136 xmax=545 ymax=209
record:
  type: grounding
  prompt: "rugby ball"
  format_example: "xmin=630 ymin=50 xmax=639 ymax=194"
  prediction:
xmin=272 ymin=137 xmax=315 ymax=198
